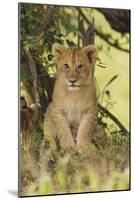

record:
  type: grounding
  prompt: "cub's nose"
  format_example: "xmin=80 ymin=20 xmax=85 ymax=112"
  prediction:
xmin=69 ymin=79 xmax=77 ymax=84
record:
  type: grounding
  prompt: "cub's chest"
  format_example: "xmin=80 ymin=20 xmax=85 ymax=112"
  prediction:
xmin=63 ymin=98 xmax=86 ymax=124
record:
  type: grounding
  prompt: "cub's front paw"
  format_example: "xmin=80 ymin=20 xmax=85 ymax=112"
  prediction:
xmin=76 ymin=136 xmax=91 ymax=155
xmin=60 ymin=136 xmax=76 ymax=152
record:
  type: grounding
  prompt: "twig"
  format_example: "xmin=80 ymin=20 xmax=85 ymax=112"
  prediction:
xmin=79 ymin=20 xmax=86 ymax=45
xmin=98 ymin=103 xmax=129 ymax=134
xmin=76 ymin=8 xmax=129 ymax=53
xmin=86 ymin=17 xmax=95 ymax=45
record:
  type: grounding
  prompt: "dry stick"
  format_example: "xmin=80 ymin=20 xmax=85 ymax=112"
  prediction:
xmin=76 ymin=8 xmax=129 ymax=53
xmin=87 ymin=17 xmax=95 ymax=45
xmin=98 ymin=104 xmax=129 ymax=134
xmin=79 ymin=20 xmax=86 ymax=45
xmin=25 ymin=50 xmax=41 ymax=107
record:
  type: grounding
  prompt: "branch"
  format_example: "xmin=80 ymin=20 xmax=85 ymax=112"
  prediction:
xmin=25 ymin=50 xmax=41 ymax=107
xmin=98 ymin=103 xmax=129 ymax=134
xmin=96 ymin=8 xmax=130 ymax=33
xmin=76 ymin=8 xmax=129 ymax=53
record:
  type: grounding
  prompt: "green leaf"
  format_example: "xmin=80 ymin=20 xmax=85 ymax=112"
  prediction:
xmin=105 ymin=74 xmax=118 ymax=88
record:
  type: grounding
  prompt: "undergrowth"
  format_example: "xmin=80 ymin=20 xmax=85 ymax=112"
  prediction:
xmin=19 ymin=125 xmax=130 ymax=196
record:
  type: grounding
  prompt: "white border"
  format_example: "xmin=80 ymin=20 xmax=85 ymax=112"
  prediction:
xmin=0 ymin=0 xmax=133 ymax=199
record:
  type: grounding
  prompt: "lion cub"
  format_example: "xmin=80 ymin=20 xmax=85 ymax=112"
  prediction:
xmin=44 ymin=43 xmax=103 ymax=154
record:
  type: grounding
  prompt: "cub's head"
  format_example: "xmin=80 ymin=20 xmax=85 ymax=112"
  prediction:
xmin=52 ymin=43 xmax=97 ymax=91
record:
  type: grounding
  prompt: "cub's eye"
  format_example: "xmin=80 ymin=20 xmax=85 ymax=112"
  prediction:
xmin=64 ymin=63 xmax=69 ymax=69
xmin=78 ymin=64 xmax=84 ymax=70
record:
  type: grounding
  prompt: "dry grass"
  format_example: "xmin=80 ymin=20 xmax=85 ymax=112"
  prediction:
xmin=19 ymin=126 xmax=130 ymax=197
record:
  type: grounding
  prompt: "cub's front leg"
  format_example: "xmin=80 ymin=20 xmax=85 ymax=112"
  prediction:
xmin=44 ymin=104 xmax=75 ymax=152
xmin=77 ymin=108 xmax=96 ymax=154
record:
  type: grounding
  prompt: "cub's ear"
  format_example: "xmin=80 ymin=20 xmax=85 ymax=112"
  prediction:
xmin=82 ymin=45 xmax=97 ymax=65
xmin=52 ymin=43 xmax=67 ymax=57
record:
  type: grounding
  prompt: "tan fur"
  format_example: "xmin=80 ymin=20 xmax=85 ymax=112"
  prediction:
xmin=44 ymin=43 xmax=103 ymax=154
